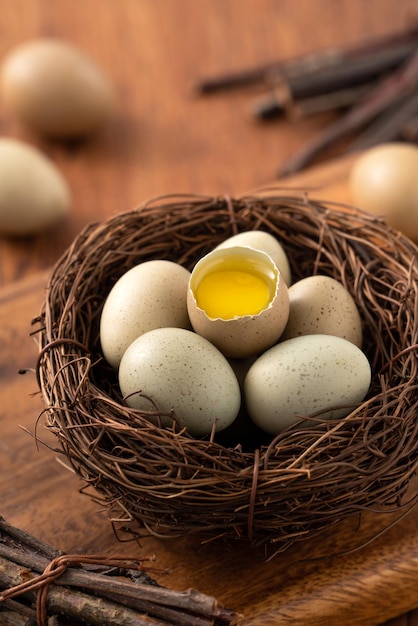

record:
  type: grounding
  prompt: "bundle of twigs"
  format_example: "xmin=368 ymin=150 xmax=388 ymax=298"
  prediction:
xmin=195 ymin=26 xmax=418 ymax=176
xmin=0 ymin=517 xmax=238 ymax=626
xmin=34 ymin=192 xmax=418 ymax=554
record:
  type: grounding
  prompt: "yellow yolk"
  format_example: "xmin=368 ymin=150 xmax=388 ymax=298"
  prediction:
xmin=195 ymin=269 xmax=272 ymax=319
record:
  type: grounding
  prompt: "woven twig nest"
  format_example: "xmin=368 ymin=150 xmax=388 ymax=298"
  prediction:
xmin=35 ymin=192 xmax=418 ymax=552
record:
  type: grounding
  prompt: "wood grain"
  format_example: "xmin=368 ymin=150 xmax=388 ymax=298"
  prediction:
xmin=0 ymin=2 xmax=417 ymax=625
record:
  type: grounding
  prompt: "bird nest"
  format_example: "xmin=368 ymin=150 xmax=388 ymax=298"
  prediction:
xmin=35 ymin=191 xmax=418 ymax=552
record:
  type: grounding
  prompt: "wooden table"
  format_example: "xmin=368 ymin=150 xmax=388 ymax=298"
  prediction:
xmin=1 ymin=2 xmax=417 ymax=625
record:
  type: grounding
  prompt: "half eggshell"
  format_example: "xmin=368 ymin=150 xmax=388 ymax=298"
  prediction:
xmin=187 ymin=246 xmax=289 ymax=358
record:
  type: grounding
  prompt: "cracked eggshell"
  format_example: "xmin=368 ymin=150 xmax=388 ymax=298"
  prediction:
xmin=244 ymin=334 xmax=371 ymax=435
xmin=281 ymin=275 xmax=363 ymax=347
xmin=215 ymin=230 xmax=291 ymax=285
xmin=100 ymin=260 xmax=192 ymax=369
xmin=118 ymin=327 xmax=241 ymax=437
xmin=187 ymin=246 xmax=290 ymax=359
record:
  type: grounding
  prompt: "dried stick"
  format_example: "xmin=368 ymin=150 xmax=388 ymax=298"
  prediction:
xmin=348 ymin=88 xmax=418 ymax=151
xmin=0 ymin=515 xmax=61 ymax=561
xmin=253 ymin=83 xmax=374 ymax=120
xmin=277 ymin=49 xmax=418 ymax=177
xmin=0 ymin=609 xmax=37 ymax=626
xmin=400 ymin=113 xmax=418 ymax=141
xmin=261 ymin=42 xmax=415 ymax=117
xmin=0 ymin=517 xmax=239 ymax=626
xmin=195 ymin=26 xmax=418 ymax=93
xmin=0 ymin=556 xmax=163 ymax=626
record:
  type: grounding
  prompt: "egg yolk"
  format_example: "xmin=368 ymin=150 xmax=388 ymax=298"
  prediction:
xmin=195 ymin=269 xmax=272 ymax=319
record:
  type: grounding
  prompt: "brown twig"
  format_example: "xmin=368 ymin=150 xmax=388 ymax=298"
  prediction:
xmin=0 ymin=517 xmax=239 ymax=626
xmin=195 ymin=26 xmax=418 ymax=94
xmin=256 ymin=42 xmax=417 ymax=120
xmin=277 ymin=48 xmax=418 ymax=176
xmin=252 ymin=83 xmax=374 ymax=120
xmin=196 ymin=26 xmax=418 ymax=177
xmin=400 ymin=112 xmax=418 ymax=140
xmin=348 ymin=88 xmax=418 ymax=152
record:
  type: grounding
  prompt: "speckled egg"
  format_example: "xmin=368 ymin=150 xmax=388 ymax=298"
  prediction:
xmin=281 ymin=275 xmax=363 ymax=346
xmin=1 ymin=38 xmax=115 ymax=138
xmin=118 ymin=327 xmax=241 ymax=437
xmin=0 ymin=137 xmax=70 ymax=235
xmin=100 ymin=260 xmax=191 ymax=369
xmin=187 ymin=246 xmax=289 ymax=358
xmin=244 ymin=334 xmax=371 ymax=434
xmin=216 ymin=230 xmax=292 ymax=285
xmin=349 ymin=142 xmax=418 ymax=243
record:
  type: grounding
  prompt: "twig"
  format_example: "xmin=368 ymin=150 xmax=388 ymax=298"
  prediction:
xmin=277 ymin=49 xmax=418 ymax=177
xmin=252 ymin=83 xmax=373 ymax=120
xmin=0 ymin=516 xmax=61 ymax=561
xmin=0 ymin=556 xmax=165 ymax=626
xmin=348 ymin=88 xmax=418 ymax=152
xmin=0 ymin=609 xmax=37 ymax=626
xmin=401 ymin=113 xmax=418 ymax=141
xmin=196 ymin=26 xmax=418 ymax=177
xmin=195 ymin=25 xmax=418 ymax=94
xmin=259 ymin=41 xmax=417 ymax=118
xmin=0 ymin=517 xmax=239 ymax=626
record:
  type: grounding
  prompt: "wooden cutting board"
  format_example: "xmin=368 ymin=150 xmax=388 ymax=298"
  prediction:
xmin=1 ymin=155 xmax=418 ymax=626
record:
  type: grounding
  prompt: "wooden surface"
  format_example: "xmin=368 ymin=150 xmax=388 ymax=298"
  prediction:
xmin=1 ymin=2 xmax=418 ymax=625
